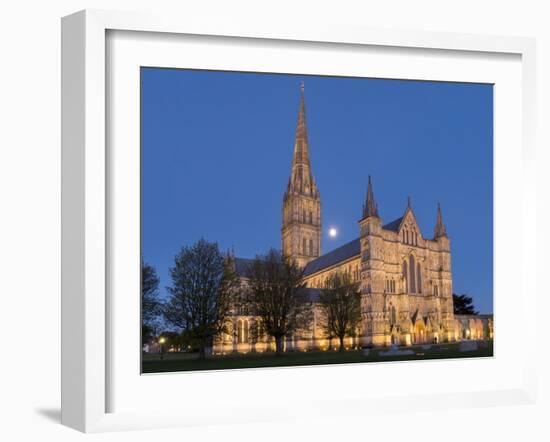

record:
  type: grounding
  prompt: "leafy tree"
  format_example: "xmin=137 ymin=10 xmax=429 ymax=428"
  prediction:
xmin=246 ymin=249 xmax=312 ymax=355
xmin=319 ymin=272 xmax=362 ymax=352
xmin=142 ymin=259 xmax=162 ymax=342
xmin=164 ymin=239 xmax=240 ymax=359
xmin=453 ymin=293 xmax=479 ymax=315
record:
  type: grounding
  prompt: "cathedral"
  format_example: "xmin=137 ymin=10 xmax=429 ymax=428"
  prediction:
xmin=213 ymin=84 xmax=492 ymax=354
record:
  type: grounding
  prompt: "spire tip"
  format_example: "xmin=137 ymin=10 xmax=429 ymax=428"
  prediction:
xmin=363 ymin=175 xmax=379 ymax=219
xmin=434 ymin=201 xmax=447 ymax=238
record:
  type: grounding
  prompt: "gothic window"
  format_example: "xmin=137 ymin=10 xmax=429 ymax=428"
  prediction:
xmin=409 ymin=255 xmax=416 ymax=293
xmin=309 ymin=210 xmax=313 ymax=224
xmin=390 ymin=306 xmax=397 ymax=325
xmin=303 ymin=238 xmax=307 ymax=255
xmin=402 ymin=230 xmax=406 ymax=243
xmin=417 ymin=263 xmax=422 ymax=294
xmin=415 ymin=232 xmax=418 ymax=245
xmin=402 ymin=261 xmax=408 ymax=293
xmin=237 ymin=319 xmax=243 ymax=343
xmin=405 ymin=230 xmax=409 ymax=244
xmin=433 ymin=284 xmax=438 ymax=296
xmin=309 ymin=239 xmax=313 ymax=256
xmin=303 ymin=208 xmax=306 ymax=223
xmin=243 ymin=320 xmax=249 ymax=343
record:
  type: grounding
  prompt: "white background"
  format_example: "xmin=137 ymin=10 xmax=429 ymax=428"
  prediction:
xmin=0 ymin=1 xmax=548 ymax=441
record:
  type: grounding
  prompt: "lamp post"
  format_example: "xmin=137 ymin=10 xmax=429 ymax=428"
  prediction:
xmin=159 ymin=337 xmax=166 ymax=361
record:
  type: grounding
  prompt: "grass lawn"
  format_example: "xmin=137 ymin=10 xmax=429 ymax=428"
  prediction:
xmin=142 ymin=341 xmax=493 ymax=373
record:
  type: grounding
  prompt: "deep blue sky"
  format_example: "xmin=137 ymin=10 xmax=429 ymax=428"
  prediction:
xmin=141 ymin=68 xmax=493 ymax=314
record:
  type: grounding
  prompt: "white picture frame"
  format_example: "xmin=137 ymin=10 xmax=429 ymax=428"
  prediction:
xmin=61 ymin=9 xmax=537 ymax=433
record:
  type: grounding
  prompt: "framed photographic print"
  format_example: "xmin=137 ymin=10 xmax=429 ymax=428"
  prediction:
xmin=61 ymin=9 xmax=537 ymax=433
xmin=140 ymin=68 xmax=494 ymax=374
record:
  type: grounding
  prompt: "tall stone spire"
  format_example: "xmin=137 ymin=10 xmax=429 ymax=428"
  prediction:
xmin=434 ymin=202 xmax=448 ymax=238
xmin=362 ymin=175 xmax=379 ymax=218
xmin=282 ymin=82 xmax=321 ymax=268
xmin=287 ymin=81 xmax=317 ymax=197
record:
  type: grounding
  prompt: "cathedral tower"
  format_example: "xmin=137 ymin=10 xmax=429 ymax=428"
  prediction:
xmin=282 ymin=83 xmax=321 ymax=268
xmin=433 ymin=203 xmax=454 ymax=340
xmin=358 ymin=176 xmax=389 ymax=346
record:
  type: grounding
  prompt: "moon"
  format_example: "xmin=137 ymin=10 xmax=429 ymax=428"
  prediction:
xmin=328 ymin=227 xmax=338 ymax=238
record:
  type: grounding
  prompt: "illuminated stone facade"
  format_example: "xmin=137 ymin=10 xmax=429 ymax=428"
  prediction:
xmin=302 ymin=194 xmax=456 ymax=347
xmin=213 ymin=85 xmax=492 ymax=354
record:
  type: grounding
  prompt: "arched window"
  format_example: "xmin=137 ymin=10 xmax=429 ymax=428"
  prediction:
xmin=415 ymin=232 xmax=418 ymax=245
xmin=402 ymin=230 xmax=406 ymax=243
xmin=405 ymin=230 xmax=409 ymax=244
xmin=391 ymin=306 xmax=397 ymax=325
xmin=309 ymin=239 xmax=313 ymax=256
xmin=402 ymin=261 xmax=408 ymax=293
xmin=309 ymin=211 xmax=313 ymax=224
xmin=237 ymin=319 xmax=249 ymax=344
xmin=302 ymin=208 xmax=306 ymax=223
xmin=243 ymin=320 xmax=249 ymax=343
xmin=303 ymin=238 xmax=307 ymax=255
xmin=417 ymin=263 xmax=422 ymax=293
xmin=237 ymin=319 xmax=243 ymax=343
xmin=409 ymin=255 xmax=416 ymax=293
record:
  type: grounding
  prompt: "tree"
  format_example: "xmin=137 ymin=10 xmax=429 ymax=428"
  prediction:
xmin=319 ymin=272 xmax=362 ymax=352
xmin=246 ymin=249 xmax=312 ymax=355
xmin=164 ymin=239 xmax=240 ymax=359
xmin=142 ymin=259 xmax=162 ymax=343
xmin=453 ymin=293 xmax=479 ymax=315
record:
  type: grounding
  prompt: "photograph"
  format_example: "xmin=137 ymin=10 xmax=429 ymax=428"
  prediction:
xmin=140 ymin=68 xmax=494 ymax=373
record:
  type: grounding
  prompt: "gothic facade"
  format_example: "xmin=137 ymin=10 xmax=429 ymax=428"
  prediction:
xmin=213 ymin=85 xmax=492 ymax=354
